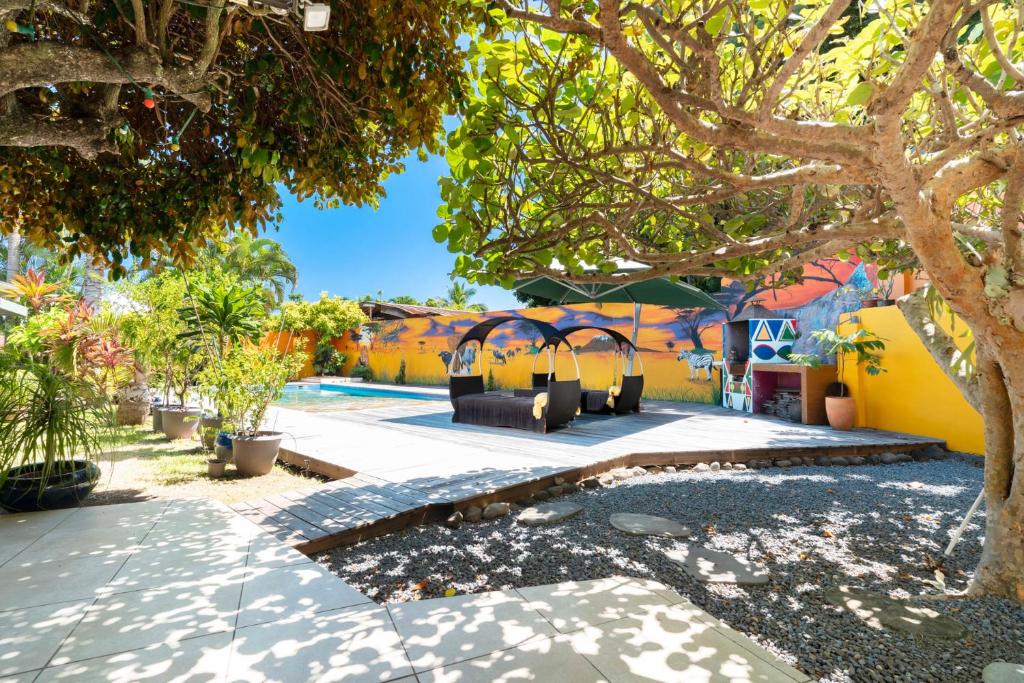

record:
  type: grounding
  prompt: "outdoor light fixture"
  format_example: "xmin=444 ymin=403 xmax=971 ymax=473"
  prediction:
xmin=303 ymin=3 xmax=330 ymax=31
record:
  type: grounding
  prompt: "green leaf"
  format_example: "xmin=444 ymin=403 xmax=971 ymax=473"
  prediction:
xmin=846 ymin=81 xmax=875 ymax=107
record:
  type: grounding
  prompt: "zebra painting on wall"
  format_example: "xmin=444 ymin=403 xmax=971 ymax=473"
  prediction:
xmin=677 ymin=349 xmax=715 ymax=381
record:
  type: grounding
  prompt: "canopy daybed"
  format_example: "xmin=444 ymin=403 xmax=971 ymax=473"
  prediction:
xmin=448 ymin=316 xmax=581 ymax=433
xmin=536 ymin=326 xmax=644 ymax=415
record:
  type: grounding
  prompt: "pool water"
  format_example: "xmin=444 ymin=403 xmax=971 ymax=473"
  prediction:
xmin=274 ymin=383 xmax=446 ymax=413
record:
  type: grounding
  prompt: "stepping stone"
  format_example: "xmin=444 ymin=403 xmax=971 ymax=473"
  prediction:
xmin=664 ymin=546 xmax=769 ymax=585
xmin=518 ymin=502 xmax=583 ymax=527
xmin=610 ymin=513 xmax=690 ymax=538
xmin=984 ymin=662 xmax=1024 ymax=683
xmin=824 ymin=586 xmax=967 ymax=640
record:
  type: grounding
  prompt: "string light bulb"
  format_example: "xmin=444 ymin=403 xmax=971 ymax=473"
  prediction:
xmin=170 ymin=135 xmax=180 ymax=151
xmin=142 ymin=87 xmax=155 ymax=109
xmin=4 ymin=19 xmax=35 ymax=37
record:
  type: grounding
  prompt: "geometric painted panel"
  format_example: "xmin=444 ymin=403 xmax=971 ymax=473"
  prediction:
xmin=752 ymin=343 xmax=779 ymax=361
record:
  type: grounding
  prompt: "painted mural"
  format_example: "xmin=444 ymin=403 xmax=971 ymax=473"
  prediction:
xmin=312 ymin=258 xmax=879 ymax=405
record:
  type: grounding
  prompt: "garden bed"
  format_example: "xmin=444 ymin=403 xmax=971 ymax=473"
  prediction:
xmin=319 ymin=459 xmax=1020 ymax=683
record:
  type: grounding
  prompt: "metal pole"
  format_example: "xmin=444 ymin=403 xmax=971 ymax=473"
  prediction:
xmin=627 ymin=302 xmax=641 ymax=375
xmin=943 ymin=488 xmax=985 ymax=557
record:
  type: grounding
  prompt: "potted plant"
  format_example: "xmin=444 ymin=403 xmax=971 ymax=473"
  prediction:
xmin=160 ymin=344 xmax=204 ymax=440
xmin=0 ymin=360 xmax=109 ymax=512
xmin=219 ymin=343 xmax=303 ymax=476
xmin=875 ymin=274 xmax=897 ymax=307
xmin=791 ymin=329 xmax=886 ymax=430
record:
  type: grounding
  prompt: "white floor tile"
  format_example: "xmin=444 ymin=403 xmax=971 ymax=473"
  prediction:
xmin=0 ymin=555 xmax=124 ymax=611
xmin=36 ymin=631 xmax=232 ymax=683
xmin=104 ymin=540 xmax=248 ymax=593
xmin=0 ymin=600 xmax=90 ymax=677
xmin=567 ymin=603 xmax=808 ymax=683
xmin=237 ymin=562 xmax=371 ymax=628
xmin=52 ymin=580 xmax=243 ymax=665
xmin=388 ymin=590 xmax=557 ymax=672
xmin=416 ymin=635 xmax=607 ymax=683
xmin=246 ymin=531 xmax=313 ymax=570
xmin=515 ymin=576 xmax=672 ymax=634
xmin=228 ymin=604 xmax=413 ymax=683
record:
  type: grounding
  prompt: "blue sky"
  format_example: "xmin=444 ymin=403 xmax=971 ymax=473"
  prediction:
xmin=272 ymin=153 xmax=519 ymax=312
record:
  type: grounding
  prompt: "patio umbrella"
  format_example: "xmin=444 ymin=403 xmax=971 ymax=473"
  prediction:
xmin=513 ymin=261 xmax=725 ymax=369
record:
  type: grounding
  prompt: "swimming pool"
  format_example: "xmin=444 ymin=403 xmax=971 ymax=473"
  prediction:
xmin=275 ymin=383 xmax=447 ymax=413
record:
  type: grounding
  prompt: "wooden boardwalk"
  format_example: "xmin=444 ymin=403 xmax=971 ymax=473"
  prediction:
xmin=236 ymin=399 xmax=943 ymax=553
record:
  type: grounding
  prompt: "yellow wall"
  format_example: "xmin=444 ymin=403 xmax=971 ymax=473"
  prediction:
xmin=838 ymin=306 xmax=983 ymax=454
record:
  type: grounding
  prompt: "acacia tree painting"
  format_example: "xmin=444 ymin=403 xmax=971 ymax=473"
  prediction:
xmin=0 ymin=1 xmax=479 ymax=273
xmin=438 ymin=0 xmax=1024 ymax=600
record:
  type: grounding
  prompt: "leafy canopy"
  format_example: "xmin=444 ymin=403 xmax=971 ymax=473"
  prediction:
xmin=0 ymin=1 xmax=486 ymax=274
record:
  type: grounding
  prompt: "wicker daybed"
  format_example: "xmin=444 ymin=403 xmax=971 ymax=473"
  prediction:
xmin=533 ymin=325 xmax=645 ymax=415
xmin=448 ymin=316 xmax=582 ymax=433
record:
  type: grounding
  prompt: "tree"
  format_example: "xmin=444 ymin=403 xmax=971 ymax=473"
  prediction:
xmin=676 ymin=308 xmax=710 ymax=349
xmin=446 ymin=280 xmax=478 ymax=309
xmin=178 ymin=280 xmax=266 ymax=359
xmin=5 ymin=225 xmax=20 ymax=283
xmin=439 ymin=0 xmax=1024 ymax=601
xmin=0 ymin=1 xmax=481 ymax=274
xmin=389 ymin=295 xmax=422 ymax=305
xmin=203 ymin=233 xmax=298 ymax=310
xmin=281 ymin=293 xmax=367 ymax=339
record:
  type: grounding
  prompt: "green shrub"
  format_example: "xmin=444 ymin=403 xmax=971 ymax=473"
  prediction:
xmin=350 ymin=364 xmax=374 ymax=381
xmin=312 ymin=339 xmax=346 ymax=376
xmin=395 ymin=358 xmax=407 ymax=385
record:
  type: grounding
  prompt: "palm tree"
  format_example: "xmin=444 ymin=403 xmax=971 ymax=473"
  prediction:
xmin=446 ymin=280 xmax=477 ymax=309
xmin=6 ymin=226 xmax=21 ymax=283
xmin=202 ymin=233 xmax=298 ymax=310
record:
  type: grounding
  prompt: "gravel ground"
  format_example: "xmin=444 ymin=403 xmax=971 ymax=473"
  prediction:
xmin=319 ymin=459 xmax=1023 ymax=683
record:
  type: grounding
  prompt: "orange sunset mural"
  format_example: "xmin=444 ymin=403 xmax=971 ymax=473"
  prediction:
xmin=306 ymin=258 xmax=880 ymax=404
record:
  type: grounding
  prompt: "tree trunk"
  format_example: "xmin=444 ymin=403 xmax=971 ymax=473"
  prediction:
xmin=971 ymin=349 xmax=1024 ymax=601
xmin=6 ymin=226 xmax=20 ymax=282
xmin=81 ymin=258 xmax=104 ymax=307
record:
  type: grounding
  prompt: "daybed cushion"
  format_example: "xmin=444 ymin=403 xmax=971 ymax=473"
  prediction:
xmin=453 ymin=394 xmax=546 ymax=433
xmin=581 ymin=390 xmax=612 ymax=414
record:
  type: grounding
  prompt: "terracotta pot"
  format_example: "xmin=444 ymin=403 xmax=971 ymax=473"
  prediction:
xmin=825 ymin=396 xmax=856 ymax=431
xmin=199 ymin=415 xmax=223 ymax=450
xmin=860 ymin=299 xmax=878 ymax=308
xmin=161 ymin=407 xmax=203 ymax=440
xmin=207 ymin=459 xmax=227 ymax=479
xmin=232 ymin=432 xmax=283 ymax=477
xmin=116 ymin=400 xmax=149 ymax=426
xmin=876 ymin=299 xmax=896 ymax=307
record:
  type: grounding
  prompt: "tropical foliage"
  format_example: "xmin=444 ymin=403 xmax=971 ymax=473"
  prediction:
xmin=211 ymin=344 xmax=305 ymax=437
xmin=439 ymin=0 xmax=1024 ymax=600
xmin=0 ymin=2 xmax=485 ymax=273
xmin=280 ymin=293 xmax=367 ymax=339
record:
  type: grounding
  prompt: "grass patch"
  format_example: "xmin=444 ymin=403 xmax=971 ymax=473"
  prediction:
xmin=84 ymin=423 xmax=326 ymax=507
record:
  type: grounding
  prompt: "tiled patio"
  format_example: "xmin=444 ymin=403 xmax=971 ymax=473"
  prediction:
xmin=1 ymin=500 xmax=810 ymax=682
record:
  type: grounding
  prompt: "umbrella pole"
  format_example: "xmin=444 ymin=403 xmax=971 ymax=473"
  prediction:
xmin=627 ymin=303 xmax=641 ymax=375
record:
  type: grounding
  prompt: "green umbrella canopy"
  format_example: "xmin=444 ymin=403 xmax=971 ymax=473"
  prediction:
xmin=513 ymin=263 xmax=725 ymax=310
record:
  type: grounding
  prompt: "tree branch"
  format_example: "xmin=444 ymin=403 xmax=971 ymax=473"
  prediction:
xmin=0 ymin=113 xmax=119 ymax=159
xmin=0 ymin=42 xmax=212 ymax=110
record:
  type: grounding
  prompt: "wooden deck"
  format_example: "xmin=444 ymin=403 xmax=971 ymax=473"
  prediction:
xmin=236 ymin=399 xmax=943 ymax=554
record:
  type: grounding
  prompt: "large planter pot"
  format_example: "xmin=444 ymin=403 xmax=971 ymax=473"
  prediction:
xmin=199 ymin=415 xmax=223 ymax=450
xmin=116 ymin=400 xmax=149 ymax=426
xmin=0 ymin=460 xmax=101 ymax=513
xmin=825 ymin=396 xmax=857 ymax=431
xmin=232 ymin=432 xmax=283 ymax=477
xmin=161 ymin=407 xmax=203 ymax=440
